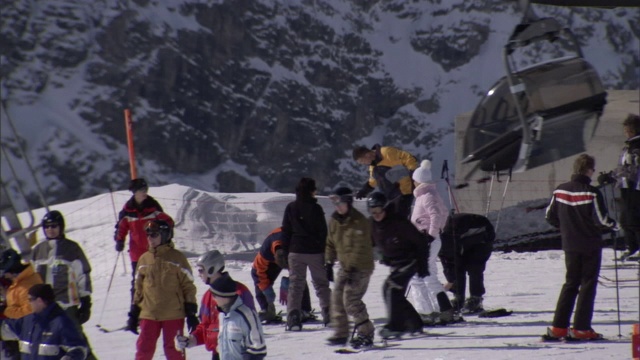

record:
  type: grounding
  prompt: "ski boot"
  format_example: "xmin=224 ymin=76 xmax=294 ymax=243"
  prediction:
xmin=541 ymin=326 xmax=568 ymax=341
xmin=286 ymin=309 xmax=303 ymax=331
xmin=567 ymin=328 xmax=604 ymax=341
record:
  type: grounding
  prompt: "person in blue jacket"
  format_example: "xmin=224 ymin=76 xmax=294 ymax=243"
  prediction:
xmin=0 ymin=283 xmax=88 ymax=360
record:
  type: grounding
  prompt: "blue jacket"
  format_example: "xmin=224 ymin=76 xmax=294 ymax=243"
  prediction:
xmin=1 ymin=302 xmax=87 ymax=360
xmin=218 ymin=296 xmax=266 ymax=360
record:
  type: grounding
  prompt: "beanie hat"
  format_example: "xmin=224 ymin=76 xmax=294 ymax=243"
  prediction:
xmin=29 ymin=283 xmax=56 ymax=304
xmin=128 ymin=178 xmax=148 ymax=192
xmin=210 ymin=273 xmax=237 ymax=298
xmin=329 ymin=187 xmax=354 ymax=205
xmin=295 ymin=177 xmax=317 ymax=196
xmin=412 ymin=160 xmax=433 ymax=183
xmin=0 ymin=248 xmax=23 ymax=275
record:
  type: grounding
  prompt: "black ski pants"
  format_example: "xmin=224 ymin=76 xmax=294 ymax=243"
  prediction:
xmin=382 ymin=260 xmax=422 ymax=332
xmin=250 ymin=264 xmax=312 ymax=312
xmin=552 ymin=249 xmax=602 ymax=330
xmin=442 ymin=242 xmax=492 ymax=305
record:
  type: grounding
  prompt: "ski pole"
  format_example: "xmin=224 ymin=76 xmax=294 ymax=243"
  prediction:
xmin=612 ymin=229 xmax=622 ymax=338
xmin=485 ymin=170 xmax=496 ymax=217
xmin=494 ymin=168 xmax=512 ymax=234
xmin=109 ymin=188 xmax=127 ymax=275
xmin=96 ymin=252 xmax=121 ymax=327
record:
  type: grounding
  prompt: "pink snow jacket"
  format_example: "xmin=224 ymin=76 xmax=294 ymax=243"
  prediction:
xmin=410 ymin=183 xmax=448 ymax=238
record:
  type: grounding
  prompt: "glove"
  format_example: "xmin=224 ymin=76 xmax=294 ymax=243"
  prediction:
xmin=324 ymin=263 xmax=334 ymax=282
xmin=262 ymin=286 xmax=276 ymax=304
xmin=184 ymin=302 xmax=199 ymax=333
xmin=126 ymin=305 xmax=141 ymax=335
xmin=174 ymin=334 xmax=196 ymax=350
xmin=275 ymin=248 xmax=288 ymax=269
xmin=115 ymin=240 xmax=125 ymax=252
xmin=355 ymin=183 xmax=374 ymax=200
xmin=279 ymin=276 xmax=289 ymax=306
xmin=597 ymin=171 xmax=616 ymax=186
xmin=78 ymin=296 xmax=92 ymax=324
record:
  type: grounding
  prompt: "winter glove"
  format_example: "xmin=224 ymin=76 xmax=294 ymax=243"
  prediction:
xmin=355 ymin=183 xmax=374 ymax=200
xmin=126 ymin=305 xmax=141 ymax=335
xmin=184 ymin=302 xmax=199 ymax=333
xmin=597 ymin=171 xmax=616 ymax=187
xmin=262 ymin=286 xmax=276 ymax=304
xmin=324 ymin=263 xmax=334 ymax=282
xmin=115 ymin=240 xmax=125 ymax=252
xmin=78 ymin=296 xmax=92 ymax=324
xmin=275 ymin=248 xmax=288 ymax=269
xmin=279 ymin=276 xmax=289 ymax=306
xmin=174 ymin=334 xmax=196 ymax=350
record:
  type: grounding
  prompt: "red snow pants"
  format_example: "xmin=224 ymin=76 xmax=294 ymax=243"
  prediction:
xmin=136 ymin=318 xmax=185 ymax=360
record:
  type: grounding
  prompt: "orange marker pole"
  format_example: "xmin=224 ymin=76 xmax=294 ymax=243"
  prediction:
xmin=124 ymin=109 xmax=137 ymax=180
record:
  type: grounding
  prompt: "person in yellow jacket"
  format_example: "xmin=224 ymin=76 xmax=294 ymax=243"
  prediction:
xmin=125 ymin=213 xmax=199 ymax=360
xmin=0 ymin=248 xmax=43 ymax=359
xmin=352 ymin=144 xmax=418 ymax=219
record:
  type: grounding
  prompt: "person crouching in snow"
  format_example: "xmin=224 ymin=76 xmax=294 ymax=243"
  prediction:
xmin=368 ymin=192 xmax=429 ymax=339
xmin=125 ymin=215 xmax=199 ymax=360
xmin=174 ymin=250 xmax=255 ymax=360
xmin=408 ymin=160 xmax=457 ymax=326
xmin=209 ymin=274 xmax=267 ymax=360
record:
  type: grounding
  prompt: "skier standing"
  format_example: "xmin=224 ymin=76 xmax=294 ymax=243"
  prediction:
xmin=369 ymin=192 xmax=428 ymax=339
xmin=408 ymin=160 xmax=457 ymax=325
xmin=325 ymin=187 xmax=375 ymax=348
xmin=544 ymin=154 xmax=617 ymax=340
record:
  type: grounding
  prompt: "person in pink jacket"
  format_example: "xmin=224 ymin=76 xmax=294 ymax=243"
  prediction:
xmin=408 ymin=159 xmax=458 ymax=326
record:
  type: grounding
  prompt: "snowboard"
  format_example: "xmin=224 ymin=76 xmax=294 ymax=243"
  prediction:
xmin=335 ymin=343 xmax=400 ymax=354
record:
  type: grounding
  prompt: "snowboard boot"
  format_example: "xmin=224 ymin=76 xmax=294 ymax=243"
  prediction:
xmin=349 ymin=333 xmax=374 ymax=349
xmin=568 ymin=328 xmax=604 ymax=341
xmin=326 ymin=334 xmax=348 ymax=346
xmin=544 ymin=326 xmax=568 ymax=340
xmin=258 ymin=302 xmax=277 ymax=323
xmin=286 ymin=309 xmax=303 ymax=331
xmin=439 ymin=309 xmax=455 ymax=324
xmin=461 ymin=296 xmax=483 ymax=314
xmin=379 ymin=327 xmax=404 ymax=340
xmin=420 ymin=312 xmax=440 ymax=326
xmin=301 ymin=309 xmax=318 ymax=323
xmin=321 ymin=306 xmax=331 ymax=327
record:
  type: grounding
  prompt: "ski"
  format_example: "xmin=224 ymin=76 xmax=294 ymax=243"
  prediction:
xmin=96 ymin=324 xmax=127 ymax=333
xmin=335 ymin=343 xmax=400 ymax=354
xmin=599 ymin=274 xmax=639 ymax=283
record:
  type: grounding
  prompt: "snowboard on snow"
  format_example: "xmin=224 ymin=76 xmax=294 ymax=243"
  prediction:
xmin=335 ymin=343 xmax=400 ymax=354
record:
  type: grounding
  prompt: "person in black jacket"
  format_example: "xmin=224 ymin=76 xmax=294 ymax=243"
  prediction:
xmin=545 ymin=154 xmax=617 ymax=341
xmin=368 ymin=192 xmax=429 ymax=339
xmin=439 ymin=213 xmax=495 ymax=315
xmin=616 ymin=114 xmax=640 ymax=260
xmin=281 ymin=177 xmax=331 ymax=331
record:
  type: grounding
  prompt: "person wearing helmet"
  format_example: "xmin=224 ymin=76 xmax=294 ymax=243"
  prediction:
xmin=368 ymin=192 xmax=429 ymax=339
xmin=174 ymin=249 xmax=255 ymax=359
xmin=352 ymin=144 xmax=418 ymax=219
xmin=280 ymin=177 xmax=331 ymax=331
xmin=114 ymin=178 xmax=165 ymax=301
xmin=125 ymin=213 xmax=198 ymax=360
xmin=324 ymin=187 xmax=375 ymax=349
xmin=408 ymin=160 xmax=458 ymax=326
xmin=31 ymin=210 xmax=96 ymax=359
xmin=250 ymin=227 xmax=314 ymax=324
xmin=0 ymin=248 xmax=43 ymax=359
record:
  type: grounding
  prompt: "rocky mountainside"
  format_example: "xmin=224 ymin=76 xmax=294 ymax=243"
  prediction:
xmin=1 ymin=0 xmax=638 ymax=208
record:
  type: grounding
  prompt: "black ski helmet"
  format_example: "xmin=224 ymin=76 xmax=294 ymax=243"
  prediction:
xmin=0 ymin=248 xmax=22 ymax=275
xmin=144 ymin=219 xmax=173 ymax=244
xmin=41 ymin=210 xmax=65 ymax=233
xmin=367 ymin=192 xmax=387 ymax=209
xmin=330 ymin=187 xmax=354 ymax=205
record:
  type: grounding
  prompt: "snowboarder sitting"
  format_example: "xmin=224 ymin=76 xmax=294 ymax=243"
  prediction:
xmin=369 ymin=192 xmax=429 ymax=339
xmin=439 ymin=213 xmax=495 ymax=315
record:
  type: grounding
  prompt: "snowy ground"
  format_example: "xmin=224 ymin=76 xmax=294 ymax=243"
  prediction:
xmin=85 ymin=249 xmax=638 ymax=360
xmin=12 ymin=185 xmax=638 ymax=359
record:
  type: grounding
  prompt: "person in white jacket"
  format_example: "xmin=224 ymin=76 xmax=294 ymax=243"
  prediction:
xmin=408 ymin=160 xmax=458 ymax=325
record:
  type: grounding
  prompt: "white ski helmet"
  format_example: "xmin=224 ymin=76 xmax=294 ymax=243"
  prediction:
xmin=196 ymin=250 xmax=225 ymax=283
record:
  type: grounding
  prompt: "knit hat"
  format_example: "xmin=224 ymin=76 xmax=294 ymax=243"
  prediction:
xmin=412 ymin=160 xmax=433 ymax=183
xmin=29 ymin=283 xmax=56 ymax=304
xmin=0 ymin=248 xmax=23 ymax=275
xmin=329 ymin=187 xmax=353 ymax=205
xmin=128 ymin=178 xmax=148 ymax=192
xmin=295 ymin=177 xmax=317 ymax=196
xmin=210 ymin=273 xmax=237 ymax=298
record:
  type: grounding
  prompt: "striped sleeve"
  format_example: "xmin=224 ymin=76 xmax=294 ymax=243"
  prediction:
xmin=236 ymin=306 xmax=267 ymax=358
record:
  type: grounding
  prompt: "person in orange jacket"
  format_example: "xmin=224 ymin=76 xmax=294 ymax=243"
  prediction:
xmin=0 ymin=248 xmax=43 ymax=359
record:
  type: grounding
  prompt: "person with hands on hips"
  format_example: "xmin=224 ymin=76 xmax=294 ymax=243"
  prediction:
xmin=368 ymin=192 xmax=429 ymax=340
xmin=324 ymin=187 xmax=376 ymax=349
xmin=126 ymin=214 xmax=198 ymax=360
xmin=174 ymin=250 xmax=255 ymax=360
